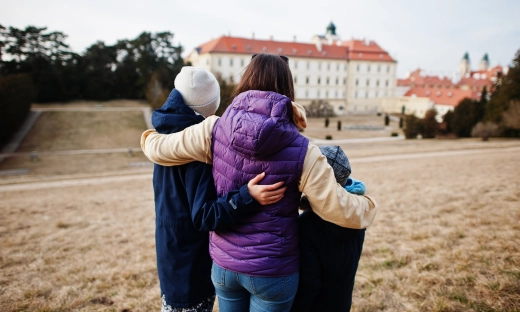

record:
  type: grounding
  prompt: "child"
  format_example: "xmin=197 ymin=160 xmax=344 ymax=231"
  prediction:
xmin=292 ymin=145 xmax=367 ymax=312
xmin=153 ymin=66 xmax=285 ymax=312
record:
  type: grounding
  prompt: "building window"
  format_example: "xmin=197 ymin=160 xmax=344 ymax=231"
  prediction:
xmin=344 ymin=64 xmax=347 ymax=71
xmin=294 ymin=77 xmax=297 ymax=84
xmin=318 ymin=78 xmax=321 ymax=84
xmin=343 ymin=78 xmax=347 ymax=85
xmin=343 ymin=91 xmax=345 ymax=97
xmin=335 ymin=91 xmax=338 ymax=98
xmin=365 ymin=92 xmax=368 ymax=98
xmin=385 ymin=80 xmax=389 ymax=86
xmin=241 ymin=59 xmax=244 ymax=66
xmin=230 ymin=59 xmax=233 ymax=66
xmin=366 ymin=79 xmax=370 ymax=86
xmin=367 ymin=65 xmax=371 ymax=72
xmin=336 ymin=78 xmax=339 ymax=85
xmin=294 ymin=61 xmax=298 ymax=69
xmin=326 ymin=91 xmax=329 ymax=98
xmin=356 ymin=64 xmax=360 ymax=72
xmin=317 ymin=90 xmax=320 ymax=98
xmin=318 ymin=63 xmax=321 ymax=70
xmin=326 ymin=77 xmax=329 ymax=85
xmin=327 ymin=63 xmax=330 ymax=70
xmin=378 ymin=65 xmax=381 ymax=73
xmin=206 ymin=59 xmax=209 ymax=65
xmin=387 ymin=66 xmax=390 ymax=73
xmin=355 ymin=91 xmax=358 ymax=98
xmin=305 ymin=90 xmax=308 ymax=98
xmin=337 ymin=63 xmax=340 ymax=71
xmin=307 ymin=62 xmax=310 ymax=70
xmin=306 ymin=77 xmax=309 ymax=84
xmin=218 ymin=58 xmax=221 ymax=66
xmin=355 ymin=79 xmax=359 ymax=86
xmin=376 ymin=80 xmax=380 ymax=86
xmin=375 ymin=91 xmax=378 ymax=97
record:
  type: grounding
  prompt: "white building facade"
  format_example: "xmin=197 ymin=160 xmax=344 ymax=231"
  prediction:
xmin=186 ymin=23 xmax=397 ymax=115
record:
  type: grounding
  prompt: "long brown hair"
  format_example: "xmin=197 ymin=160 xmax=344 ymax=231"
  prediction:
xmin=232 ymin=53 xmax=294 ymax=101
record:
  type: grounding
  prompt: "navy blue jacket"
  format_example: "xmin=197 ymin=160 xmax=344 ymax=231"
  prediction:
xmin=291 ymin=210 xmax=365 ymax=312
xmin=152 ymin=89 xmax=254 ymax=308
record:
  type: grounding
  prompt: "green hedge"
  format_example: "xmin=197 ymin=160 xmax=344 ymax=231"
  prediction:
xmin=0 ymin=74 xmax=36 ymax=148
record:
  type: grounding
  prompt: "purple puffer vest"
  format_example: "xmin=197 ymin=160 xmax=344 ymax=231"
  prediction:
xmin=210 ymin=90 xmax=309 ymax=277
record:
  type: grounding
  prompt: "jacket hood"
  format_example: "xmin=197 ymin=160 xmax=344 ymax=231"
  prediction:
xmin=152 ymin=89 xmax=204 ymax=134
xmin=223 ymin=90 xmax=298 ymax=158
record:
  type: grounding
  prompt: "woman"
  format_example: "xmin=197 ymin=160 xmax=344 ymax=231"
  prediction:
xmin=141 ymin=54 xmax=378 ymax=312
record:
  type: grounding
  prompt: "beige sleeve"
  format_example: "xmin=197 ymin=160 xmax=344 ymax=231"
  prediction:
xmin=299 ymin=143 xmax=378 ymax=229
xmin=292 ymin=101 xmax=308 ymax=130
xmin=140 ymin=116 xmax=218 ymax=166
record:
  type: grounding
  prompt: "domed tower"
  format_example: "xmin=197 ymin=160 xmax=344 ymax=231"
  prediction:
xmin=479 ymin=53 xmax=489 ymax=71
xmin=459 ymin=52 xmax=471 ymax=77
xmin=326 ymin=21 xmax=336 ymax=36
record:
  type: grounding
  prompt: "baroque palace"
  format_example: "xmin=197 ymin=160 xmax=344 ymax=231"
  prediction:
xmin=186 ymin=22 xmax=397 ymax=115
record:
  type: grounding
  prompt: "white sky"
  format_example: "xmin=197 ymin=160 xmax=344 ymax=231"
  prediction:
xmin=2 ymin=0 xmax=519 ymax=78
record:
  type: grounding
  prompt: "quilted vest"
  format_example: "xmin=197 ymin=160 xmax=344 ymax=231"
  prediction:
xmin=210 ymin=90 xmax=309 ymax=277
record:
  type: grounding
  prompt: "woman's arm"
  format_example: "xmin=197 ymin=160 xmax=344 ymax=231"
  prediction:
xmin=299 ymin=144 xmax=378 ymax=229
xmin=141 ymin=115 xmax=218 ymax=166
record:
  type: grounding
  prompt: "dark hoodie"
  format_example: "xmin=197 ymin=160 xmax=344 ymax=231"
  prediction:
xmin=292 ymin=145 xmax=365 ymax=312
xmin=152 ymin=89 xmax=254 ymax=308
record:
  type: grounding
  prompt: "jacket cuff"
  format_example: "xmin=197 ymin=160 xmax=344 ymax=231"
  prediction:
xmin=239 ymin=184 xmax=254 ymax=205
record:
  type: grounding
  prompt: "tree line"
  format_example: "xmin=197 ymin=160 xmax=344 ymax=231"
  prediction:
xmin=0 ymin=24 xmax=186 ymax=146
xmin=404 ymin=50 xmax=520 ymax=139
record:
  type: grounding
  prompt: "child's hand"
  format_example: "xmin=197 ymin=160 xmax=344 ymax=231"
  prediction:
xmin=248 ymin=172 xmax=286 ymax=205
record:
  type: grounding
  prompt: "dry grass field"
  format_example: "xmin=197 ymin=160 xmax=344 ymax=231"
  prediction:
xmin=0 ymin=101 xmax=519 ymax=311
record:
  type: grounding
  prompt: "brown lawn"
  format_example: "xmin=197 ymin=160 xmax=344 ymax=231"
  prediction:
xmin=0 ymin=102 xmax=519 ymax=311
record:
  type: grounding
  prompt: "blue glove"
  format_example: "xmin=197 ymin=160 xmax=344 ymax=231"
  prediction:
xmin=344 ymin=177 xmax=366 ymax=195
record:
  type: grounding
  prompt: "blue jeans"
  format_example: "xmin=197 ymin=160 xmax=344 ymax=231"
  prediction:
xmin=211 ymin=262 xmax=299 ymax=312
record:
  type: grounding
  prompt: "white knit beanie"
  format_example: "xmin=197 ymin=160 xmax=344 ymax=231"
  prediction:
xmin=174 ymin=66 xmax=220 ymax=117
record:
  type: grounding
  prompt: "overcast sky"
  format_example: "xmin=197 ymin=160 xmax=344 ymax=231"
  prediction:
xmin=3 ymin=0 xmax=519 ymax=78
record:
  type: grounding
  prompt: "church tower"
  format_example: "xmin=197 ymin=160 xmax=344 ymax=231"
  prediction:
xmin=479 ymin=53 xmax=489 ymax=71
xmin=459 ymin=52 xmax=471 ymax=77
xmin=324 ymin=21 xmax=340 ymax=44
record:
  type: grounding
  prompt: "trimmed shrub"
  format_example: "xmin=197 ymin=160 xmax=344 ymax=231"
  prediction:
xmin=471 ymin=122 xmax=499 ymax=141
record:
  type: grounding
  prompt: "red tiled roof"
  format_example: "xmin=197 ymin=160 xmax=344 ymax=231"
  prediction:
xmin=405 ymin=87 xmax=473 ymax=106
xmin=397 ymin=68 xmax=453 ymax=87
xmin=340 ymin=40 xmax=396 ymax=62
xmin=193 ymin=36 xmax=395 ymax=62
xmin=456 ymin=77 xmax=491 ymax=88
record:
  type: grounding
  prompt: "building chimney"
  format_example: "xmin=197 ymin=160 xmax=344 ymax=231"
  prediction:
xmin=252 ymin=32 xmax=255 ymax=39
xmin=293 ymin=35 xmax=297 ymax=42
xmin=270 ymin=35 xmax=273 ymax=41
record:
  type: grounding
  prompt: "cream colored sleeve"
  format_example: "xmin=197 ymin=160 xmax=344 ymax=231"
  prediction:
xmin=299 ymin=143 xmax=378 ymax=229
xmin=140 ymin=116 xmax=218 ymax=166
xmin=292 ymin=101 xmax=307 ymax=130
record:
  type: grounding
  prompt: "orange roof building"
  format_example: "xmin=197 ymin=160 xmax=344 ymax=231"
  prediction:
xmin=186 ymin=23 xmax=398 ymax=115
